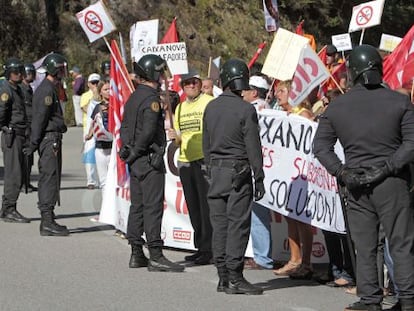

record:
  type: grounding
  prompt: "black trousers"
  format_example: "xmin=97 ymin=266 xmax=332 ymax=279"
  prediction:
xmin=1 ymin=133 xmax=25 ymax=207
xmin=178 ymin=159 xmax=212 ymax=252
xmin=37 ymin=135 xmax=61 ymax=212
xmin=207 ymin=163 xmax=252 ymax=279
xmin=127 ymin=156 xmax=164 ymax=249
xmin=346 ymin=176 xmax=414 ymax=304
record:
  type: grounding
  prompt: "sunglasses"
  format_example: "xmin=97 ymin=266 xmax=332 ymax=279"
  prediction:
xmin=182 ymin=78 xmax=200 ymax=86
xmin=90 ymin=80 xmax=99 ymax=85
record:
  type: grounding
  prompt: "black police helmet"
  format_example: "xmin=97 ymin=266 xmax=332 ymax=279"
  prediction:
xmin=220 ymin=58 xmax=250 ymax=91
xmin=326 ymin=44 xmax=338 ymax=56
xmin=133 ymin=54 xmax=167 ymax=83
xmin=24 ymin=63 xmax=36 ymax=79
xmin=101 ymin=60 xmax=110 ymax=75
xmin=347 ymin=44 xmax=383 ymax=86
xmin=3 ymin=57 xmax=24 ymax=79
xmin=42 ymin=53 xmax=68 ymax=77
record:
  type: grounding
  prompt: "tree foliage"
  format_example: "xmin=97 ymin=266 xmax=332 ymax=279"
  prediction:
xmin=0 ymin=0 xmax=413 ymax=75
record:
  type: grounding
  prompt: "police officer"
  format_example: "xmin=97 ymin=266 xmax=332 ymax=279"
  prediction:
xmin=119 ymin=54 xmax=184 ymax=272
xmin=100 ymin=60 xmax=110 ymax=79
xmin=202 ymin=59 xmax=265 ymax=295
xmin=0 ymin=58 xmax=30 ymax=223
xmin=24 ymin=53 xmax=69 ymax=236
xmin=21 ymin=63 xmax=37 ymax=192
xmin=313 ymin=45 xmax=414 ymax=311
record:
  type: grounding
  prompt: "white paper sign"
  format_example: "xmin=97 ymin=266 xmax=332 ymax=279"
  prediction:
xmin=331 ymin=33 xmax=353 ymax=52
xmin=262 ymin=28 xmax=309 ymax=81
xmin=140 ymin=42 xmax=189 ymax=75
xmin=76 ymin=0 xmax=116 ymax=43
xmin=129 ymin=19 xmax=159 ymax=63
xmin=379 ymin=33 xmax=403 ymax=52
xmin=348 ymin=0 xmax=385 ymax=33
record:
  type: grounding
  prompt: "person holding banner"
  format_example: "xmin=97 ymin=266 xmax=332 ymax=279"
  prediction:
xmin=119 ymin=54 xmax=184 ymax=273
xmin=313 ymin=44 xmax=414 ymax=311
xmin=203 ymin=59 xmax=265 ymax=295
xmin=167 ymin=70 xmax=214 ymax=265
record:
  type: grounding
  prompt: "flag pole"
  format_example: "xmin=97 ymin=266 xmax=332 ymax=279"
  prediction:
xmin=163 ymin=79 xmax=174 ymax=130
xmin=103 ymin=37 xmax=134 ymax=93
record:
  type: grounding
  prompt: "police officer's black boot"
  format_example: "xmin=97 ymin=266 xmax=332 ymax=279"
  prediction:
xmin=147 ymin=247 xmax=185 ymax=272
xmin=217 ymin=267 xmax=229 ymax=293
xmin=1 ymin=204 xmax=30 ymax=223
xmin=129 ymin=244 xmax=148 ymax=268
xmin=40 ymin=210 xmax=69 ymax=236
xmin=225 ymin=271 xmax=263 ymax=295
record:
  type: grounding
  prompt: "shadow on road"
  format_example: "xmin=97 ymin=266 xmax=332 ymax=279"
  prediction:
xmin=69 ymin=224 xmax=115 ymax=234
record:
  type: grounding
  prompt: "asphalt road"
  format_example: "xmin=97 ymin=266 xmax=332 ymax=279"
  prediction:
xmin=0 ymin=127 xmax=367 ymax=311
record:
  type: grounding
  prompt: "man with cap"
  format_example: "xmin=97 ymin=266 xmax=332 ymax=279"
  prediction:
xmin=325 ymin=44 xmax=345 ymax=91
xmin=167 ymin=70 xmax=214 ymax=265
xmin=203 ymin=59 xmax=265 ymax=295
xmin=242 ymin=74 xmax=274 ymax=270
xmin=313 ymin=44 xmax=414 ymax=311
xmin=0 ymin=58 xmax=31 ymax=223
xmin=70 ymin=66 xmax=85 ymax=126
xmin=80 ymin=73 xmax=101 ymax=189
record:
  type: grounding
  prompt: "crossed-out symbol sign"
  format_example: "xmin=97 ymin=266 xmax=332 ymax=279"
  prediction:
xmin=356 ymin=5 xmax=373 ymax=26
xmin=84 ymin=10 xmax=103 ymax=34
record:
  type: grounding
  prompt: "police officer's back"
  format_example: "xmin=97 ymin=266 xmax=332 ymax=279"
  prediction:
xmin=313 ymin=45 xmax=414 ymax=311
xmin=203 ymin=59 xmax=264 ymax=295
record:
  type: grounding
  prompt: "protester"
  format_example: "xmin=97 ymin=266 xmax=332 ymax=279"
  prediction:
xmin=167 ymin=70 xmax=213 ymax=265
xmin=203 ymin=59 xmax=265 ymax=295
xmin=81 ymin=73 xmax=101 ymax=190
xmin=242 ymin=75 xmax=274 ymax=270
xmin=70 ymin=66 xmax=85 ymax=126
xmin=201 ymin=77 xmax=214 ymax=96
xmin=313 ymin=44 xmax=414 ymax=311
xmin=0 ymin=58 xmax=31 ymax=223
xmin=24 ymin=53 xmax=69 ymax=236
xmin=120 ymin=54 xmax=184 ymax=272
xmin=273 ymin=80 xmax=314 ymax=279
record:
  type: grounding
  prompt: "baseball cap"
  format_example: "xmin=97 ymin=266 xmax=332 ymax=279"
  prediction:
xmin=326 ymin=44 xmax=338 ymax=56
xmin=88 ymin=73 xmax=101 ymax=82
xmin=249 ymin=75 xmax=270 ymax=91
xmin=70 ymin=66 xmax=80 ymax=73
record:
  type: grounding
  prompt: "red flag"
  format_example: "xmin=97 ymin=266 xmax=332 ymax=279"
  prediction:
xmin=248 ymin=42 xmax=267 ymax=69
xmin=383 ymin=25 xmax=414 ymax=90
xmin=160 ymin=17 xmax=184 ymax=100
xmin=318 ymin=45 xmax=328 ymax=65
xmin=295 ymin=20 xmax=304 ymax=36
xmin=109 ymin=40 xmax=134 ymax=187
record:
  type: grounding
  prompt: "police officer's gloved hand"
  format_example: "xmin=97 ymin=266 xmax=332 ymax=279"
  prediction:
xmin=337 ymin=168 xmax=368 ymax=190
xmin=359 ymin=163 xmax=392 ymax=186
xmin=254 ymin=180 xmax=265 ymax=201
xmin=119 ymin=144 xmax=131 ymax=161
xmin=23 ymin=143 xmax=37 ymax=156
xmin=125 ymin=147 xmax=138 ymax=164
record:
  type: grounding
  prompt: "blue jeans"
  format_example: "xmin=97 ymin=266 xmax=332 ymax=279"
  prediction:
xmin=251 ymin=202 xmax=273 ymax=269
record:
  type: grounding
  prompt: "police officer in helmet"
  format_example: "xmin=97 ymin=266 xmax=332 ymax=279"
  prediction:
xmin=202 ymin=59 xmax=265 ymax=295
xmin=101 ymin=60 xmax=110 ymax=78
xmin=24 ymin=53 xmax=69 ymax=236
xmin=0 ymin=58 xmax=30 ymax=223
xmin=120 ymin=54 xmax=184 ymax=272
xmin=314 ymin=45 xmax=414 ymax=311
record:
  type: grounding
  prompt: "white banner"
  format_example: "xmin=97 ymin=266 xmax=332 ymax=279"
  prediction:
xmin=140 ymin=42 xmax=189 ymax=75
xmin=76 ymin=0 xmax=116 ymax=43
xmin=129 ymin=19 xmax=159 ymax=63
xmin=379 ymin=33 xmax=403 ymax=52
xmin=348 ymin=0 xmax=385 ymax=33
xmin=262 ymin=28 xmax=309 ymax=81
xmin=331 ymin=33 xmax=353 ymax=52
xmin=288 ymin=44 xmax=330 ymax=107
xmin=257 ymin=110 xmax=346 ymax=234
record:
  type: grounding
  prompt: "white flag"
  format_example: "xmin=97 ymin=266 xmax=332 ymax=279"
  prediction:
xmin=289 ymin=44 xmax=330 ymax=107
xmin=76 ymin=0 xmax=116 ymax=43
xmin=348 ymin=0 xmax=385 ymax=33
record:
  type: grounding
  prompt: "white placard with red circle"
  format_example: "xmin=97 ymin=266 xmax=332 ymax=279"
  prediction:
xmin=76 ymin=0 xmax=116 ymax=43
xmin=348 ymin=0 xmax=385 ymax=33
